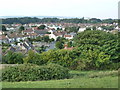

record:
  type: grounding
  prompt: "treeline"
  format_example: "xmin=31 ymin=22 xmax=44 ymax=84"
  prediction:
xmin=2 ymin=17 xmax=117 ymax=24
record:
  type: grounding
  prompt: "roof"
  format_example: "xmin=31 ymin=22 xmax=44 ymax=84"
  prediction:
xmin=8 ymin=32 xmax=18 ymax=38
xmin=28 ymin=33 xmax=38 ymax=36
xmin=0 ymin=35 xmax=8 ymax=40
xmin=44 ymin=34 xmax=50 ymax=36
xmin=8 ymin=33 xmax=24 ymax=38
xmin=64 ymin=47 xmax=74 ymax=50
xmin=34 ymin=30 xmax=48 ymax=34
xmin=23 ymin=29 xmax=33 ymax=33
xmin=23 ymin=43 xmax=30 ymax=50
xmin=53 ymin=31 xmax=66 ymax=36
xmin=64 ymin=35 xmax=72 ymax=37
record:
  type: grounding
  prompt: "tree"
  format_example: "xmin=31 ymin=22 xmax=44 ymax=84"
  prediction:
xmin=2 ymin=25 xmax=7 ymax=31
xmin=77 ymin=49 xmax=110 ymax=70
xmin=37 ymin=45 xmax=46 ymax=53
xmin=19 ymin=26 xmax=25 ymax=32
xmin=41 ymin=49 xmax=78 ymax=69
xmin=23 ymin=50 xmax=46 ymax=65
xmin=42 ymin=36 xmax=50 ymax=42
xmin=55 ymin=41 xmax=64 ymax=49
xmin=2 ymin=51 xmax=24 ymax=64
xmin=65 ymin=26 xmax=79 ymax=33
xmin=74 ymin=30 xmax=119 ymax=63
xmin=67 ymin=41 xmax=72 ymax=47
xmin=38 ymin=25 xmax=46 ymax=29
xmin=86 ymin=27 xmax=91 ymax=30
xmin=92 ymin=26 xmax=96 ymax=30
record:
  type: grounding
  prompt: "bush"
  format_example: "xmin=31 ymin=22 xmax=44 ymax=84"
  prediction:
xmin=23 ymin=50 xmax=47 ymax=65
xmin=2 ymin=51 xmax=24 ymax=64
xmin=2 ymin=63 xmax=70 ymax=82
xmin=41 ymin=49 xmax=78 ymax=69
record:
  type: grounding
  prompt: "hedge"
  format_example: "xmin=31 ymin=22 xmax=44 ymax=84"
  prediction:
xmin=2 ymin=63 xmax=70 ymax=82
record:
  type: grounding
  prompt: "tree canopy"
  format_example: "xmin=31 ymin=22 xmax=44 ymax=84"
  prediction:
xmin=74 ymin=30 xmax=119 ymax=63
xmin=2 ymin=17 xmax=117 ymax=24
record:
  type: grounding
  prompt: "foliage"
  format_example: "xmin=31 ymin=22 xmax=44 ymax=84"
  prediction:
xmin=102 ymin=19 xmax=115 ymax=24
xmin=65 ymin=26 xmax=80 ymax=33
xmin=2 ymin=63 xmax=70 ymax=82
xmin=2 ymin=17 xmax=117 ymax=24
xmin=41 ymin=49 xmax=78 ymax=69
xmin=19 ymin=26 xmax=24 ymax=32
xmin=55 ymin=41 xmax=64 ymax=49
xmin=56 ymin=37 xmax=66 ymax=42
xmin=55 ymin=37 xmax=66 ymax=49
xmin=38 ymin=25 xmax=46 ymax=29
xmin=101 ymin=25 xmax=114 ymax=31
xmin=67 ymin=41 xmax=73 ymax=47
xmin=72 ymin=30 xmax=120 ymax=70
xmin=23 ymin=50 xmax=46 ymax=65
xmin=36 ymin=45 xmax=46 ymax=53
xmin=2 ymin=70 xmax=118 ymax=88
xmin=42 ymin=36 xmax=50 ymax=42
xmin=76 ymin=49 xmax=111 ymax=70
xmin=2 ymin=51 xmax=24 ymax=64
xmin=2 ymin=25 xmax=7 ymax=31
xmin=74 ymin=30 xmax=119 ymax=63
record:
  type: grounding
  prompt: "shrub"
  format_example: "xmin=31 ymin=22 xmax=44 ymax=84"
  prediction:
xmin=2 ymin=51 xmax=24 ymax=64
xmin=2 ymin=63 xmax=70 ymax=82
xmin=41 ymin=49 xmax=78 ymax=69
xmin=23 ymin=50 xmax=46 ymax=65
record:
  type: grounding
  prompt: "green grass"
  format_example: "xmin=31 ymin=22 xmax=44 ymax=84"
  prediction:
xmin=2 ymin=70 xmax=118 ymax=88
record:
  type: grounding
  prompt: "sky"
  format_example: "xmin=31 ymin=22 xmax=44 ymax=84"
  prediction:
xmin=0 ymin=0 xmax=119 ymax=19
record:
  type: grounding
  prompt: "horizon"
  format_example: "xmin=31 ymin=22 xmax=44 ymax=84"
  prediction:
xmin=0 ymin=15 xmax=118 ymax=19
xmin=0 ymin=0 xmax=119 ymax=19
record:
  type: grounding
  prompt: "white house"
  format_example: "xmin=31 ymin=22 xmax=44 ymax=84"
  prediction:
xmin=78 ymin=28 xmax=86 ymax=32
xmin=97 ymin=27 xmax=102 ymax=30
xmin=49 ymin=34 xmax=58 ymax=41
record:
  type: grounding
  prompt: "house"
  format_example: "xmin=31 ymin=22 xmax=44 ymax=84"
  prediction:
xmin=4 ymin=41 xmax=35 ymax=55
xmin=17 ymin=41 xmax=33 ymax=50
xmin=78 ymin=28 xmax=86 ymax=32
xmin=22 ymin=29 xmax=34 ymax=35
xmin=26 ymin=33 xmax=38 ymax=39
xmin=48 ymin=29 xmax=56 ymax=34
xmin=0 ymin=35 xmax=9 ymax=44
xmin=8 ymin=33 xmax=25 ymax=43
xmin=34 ymin=29 xmax=48 ymax=36
xmin=97 ymin=27 xmax=102 ymax=30
xmin=64 ymin=32 xmax=76 ymax=40
xmin=49 ymin=31 xmax=66 ymax=41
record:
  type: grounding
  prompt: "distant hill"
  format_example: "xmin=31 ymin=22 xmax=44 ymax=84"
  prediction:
xmin=0 ymin=16 xmax=78 ymax=19
xmin=1 ymin=16 xmax=117 ymax=24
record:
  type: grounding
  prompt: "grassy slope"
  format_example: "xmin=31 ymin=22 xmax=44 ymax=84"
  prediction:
xmin=2 ymin=71 xmax=118 ymax=88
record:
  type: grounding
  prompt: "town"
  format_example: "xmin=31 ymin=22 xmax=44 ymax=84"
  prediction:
xmin=0 ymin=18 xmax=119 ymax=55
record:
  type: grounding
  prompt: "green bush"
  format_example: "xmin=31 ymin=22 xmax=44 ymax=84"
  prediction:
xmin=2 ymin=63 xmax=70 ymax=82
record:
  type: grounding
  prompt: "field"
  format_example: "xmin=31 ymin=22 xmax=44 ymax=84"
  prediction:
xmin=2 ymin=70 xmax=118 ymax=88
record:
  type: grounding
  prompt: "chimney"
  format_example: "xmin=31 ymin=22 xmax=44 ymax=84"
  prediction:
xmin=64 ymin=44 xmax=68 ymax=49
